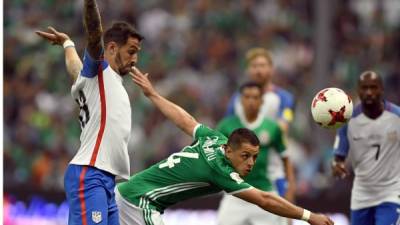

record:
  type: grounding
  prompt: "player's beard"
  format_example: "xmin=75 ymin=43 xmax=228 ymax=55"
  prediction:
xmin=115 ymin=52 xmax=130 ymax=76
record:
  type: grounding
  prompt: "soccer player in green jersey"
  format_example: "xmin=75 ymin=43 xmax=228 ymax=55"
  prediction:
xmin=115 ymin=68 xmax=334 ymax=225
xmin=217 ymin=82 xmax=295 ymax=225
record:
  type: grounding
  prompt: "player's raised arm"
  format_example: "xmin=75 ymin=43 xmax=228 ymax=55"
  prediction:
xmin=130 ymin=67 xmax=199 ymax=136
xmin=35 ymin=27 xmax=82 ymax=82
xmin=235 ymin=189 xmax=334 ymax=225
xmin=83 ymin=0 xmax=103 ymax=59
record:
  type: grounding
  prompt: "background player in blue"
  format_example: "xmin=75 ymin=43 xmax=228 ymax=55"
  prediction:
xmin=36 ymin=0 xmax=144 ymax=224
xmin=225 ymin=48 xmax=296 ymax=203
xmin=332 ymin=71 xmax=400 ymax=225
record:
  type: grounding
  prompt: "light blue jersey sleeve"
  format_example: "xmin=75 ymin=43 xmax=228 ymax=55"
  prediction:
xmin=276 ymin=88 xmax=295 ymax=123
xmin=386 ymin=101 xmax=400 ymax=117
xmin=225 ymin=92 xmax=240 ymax=117
xmin=80 ymin=50 xmax=108 ymax=78
xmin=333 ymin=125 xmax=349 ymax=158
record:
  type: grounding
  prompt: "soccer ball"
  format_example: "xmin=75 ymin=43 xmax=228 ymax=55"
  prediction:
xmin=311 ymin=87 xmax=353 ymax=129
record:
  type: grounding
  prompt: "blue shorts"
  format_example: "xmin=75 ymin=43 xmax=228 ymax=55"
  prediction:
xmin=351 ymin=202 xmax=400 ymax=225
xmin=64 ymin=164 xmax=119 ymax=225
xmin=274 ymin=178 xmax=288 ymax=197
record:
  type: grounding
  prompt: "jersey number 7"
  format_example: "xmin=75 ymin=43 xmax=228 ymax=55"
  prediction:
xmin=371 ymin=144 xmax=381 ymax=160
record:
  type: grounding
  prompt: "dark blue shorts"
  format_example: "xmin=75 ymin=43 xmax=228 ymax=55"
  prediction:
xmin=351 ymin=202 xmax=400 ymax=225
xmin=64 ymin=164 xmax=119 ymax=225
xmin=274 ymin=177 xmax=288 ymax=197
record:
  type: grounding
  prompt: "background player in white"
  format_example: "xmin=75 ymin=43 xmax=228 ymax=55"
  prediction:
xmin=332 ymin=71 xmax=400 ymax=225
xmin=36 ymin=0 xmax=144 ymax=224
xmin=114 ymin=66 xmax=334 ymax=225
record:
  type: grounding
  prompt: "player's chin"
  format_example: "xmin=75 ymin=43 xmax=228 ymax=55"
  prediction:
xmin=241 ymin=170 xmax=251 ymax=177
xmin=120 ymin=69 xmax=130 ymax=76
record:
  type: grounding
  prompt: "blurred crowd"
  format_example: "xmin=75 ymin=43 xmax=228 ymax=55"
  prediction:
xmin=4 ymin=0 xmax=400 ymax=199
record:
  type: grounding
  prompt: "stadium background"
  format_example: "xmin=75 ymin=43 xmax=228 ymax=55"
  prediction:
xmin=3 ymin=0 xmax=400 ymax=224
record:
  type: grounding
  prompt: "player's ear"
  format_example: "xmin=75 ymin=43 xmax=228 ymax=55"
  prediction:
xmin=225 ymin=144 xmax=233 ymax=155
xmin=106 ymin=42 xmax=118 ymax=55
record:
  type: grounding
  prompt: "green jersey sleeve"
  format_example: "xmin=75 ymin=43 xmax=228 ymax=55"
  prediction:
xmin=208 ymin=155 xmax=253 ymax=194
xmin=212 ymin=169 xmax=253 ymax=194
xmin=193 ymin=124 xmax=225 ymax=140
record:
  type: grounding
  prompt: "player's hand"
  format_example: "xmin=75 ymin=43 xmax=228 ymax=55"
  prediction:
xmin=130 ymin=67 xmax=156 ymax=97
xmin=35 ymin=26 xmax=70 ymax=46
xmin=308 ymin=213 xmax=334 ymax=225
xmin=331 ymin=160 xmax=348 ymax=179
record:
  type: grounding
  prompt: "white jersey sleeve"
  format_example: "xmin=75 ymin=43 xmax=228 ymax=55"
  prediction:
xmin=70 ymin=50 xmax=132 ymax=180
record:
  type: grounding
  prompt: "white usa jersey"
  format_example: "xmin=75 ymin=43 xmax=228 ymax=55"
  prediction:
xmin=70 ymin=51 xmax=131 ymax=180
xmin=334 ymin=101 xmax=400 ymax=210
xmin=227 ymin=86 xmax=294 ymax=180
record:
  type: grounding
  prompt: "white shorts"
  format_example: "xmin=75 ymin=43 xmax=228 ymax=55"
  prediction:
xmin=217 ymin=193 xmax=288 ymax=225
xmin=115 ymin=187 xmax=164 ymax=225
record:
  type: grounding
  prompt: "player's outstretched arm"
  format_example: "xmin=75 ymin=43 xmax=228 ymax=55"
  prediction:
xmin=83 ymin=0 xmax=103 ymax=59
xmin=35 ymin=27 xmax=82 ymax=82
xmin=235 ymin=189 xmax=334 ymax=225
xmin=130 ymin=67 xmax=199 ymax=136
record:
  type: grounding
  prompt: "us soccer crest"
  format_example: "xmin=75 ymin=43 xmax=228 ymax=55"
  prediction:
xmin=92 ymin=211 xmax=102 ymax=224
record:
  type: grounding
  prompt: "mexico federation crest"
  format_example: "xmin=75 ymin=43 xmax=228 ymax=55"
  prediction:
xmin=92 ymin=211 xmax=102 ymax=224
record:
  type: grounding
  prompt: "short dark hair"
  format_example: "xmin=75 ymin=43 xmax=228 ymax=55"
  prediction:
xmin=227 ymin=128 xmax=260 ymax=150
xmin=103 ymin=21 xmax=144 ymax=46
xmin=239 ymin=81 xmax=263 ymax=95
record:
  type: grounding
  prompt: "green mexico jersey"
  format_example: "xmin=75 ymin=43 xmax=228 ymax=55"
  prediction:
xmin=216 ymin=115 xmax=286 ymax=192
xmin=117 ymin=124 xmax=252 ymax=213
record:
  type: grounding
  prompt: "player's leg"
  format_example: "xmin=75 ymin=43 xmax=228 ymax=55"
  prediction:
xmin=375 ymin=202 xmax=400 ymax=225
xmin=217 ymin=194 xmax=253 ymax=225
xmin=350 ymin=206 xmax=375 ymax=225
xmin=115 ymin=187 xmax=147 ymax=225
xmin=106 ymin=177 xmax=119 ymax=225
xmin=64 ymin=164 xmax=90 ymax=225
xmin=64 ymin=165 xmax=114 ymax=225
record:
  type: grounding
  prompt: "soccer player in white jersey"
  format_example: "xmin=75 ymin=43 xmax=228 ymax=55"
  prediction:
xmin=36 ymin=1 xmax=143 ymax=224
xmin=223 ymin=48 xmax=296 ymax=225
xmin=332 ymin=71 xmax=400 ymax=225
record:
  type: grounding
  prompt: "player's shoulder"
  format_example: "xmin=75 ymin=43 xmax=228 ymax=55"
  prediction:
xmin=384 ymin=101 xmax=400 ymax=117
xmin=351 ymin=104 xmax=363 ymax=118
xmin=273 ymin=86 xmax=294 ymax=101
xmin=261 ymin=117 xmax=280 ymax=129
xmin=220 ymin=115 xmax=240 ymax=124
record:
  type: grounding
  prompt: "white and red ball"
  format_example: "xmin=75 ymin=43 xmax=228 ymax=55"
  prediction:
xmin=311 ymin=87 xmax=353 ymax=129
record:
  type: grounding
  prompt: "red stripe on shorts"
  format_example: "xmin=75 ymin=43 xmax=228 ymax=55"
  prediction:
xmin=79 ymin=166 xmax=88 ymax=225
